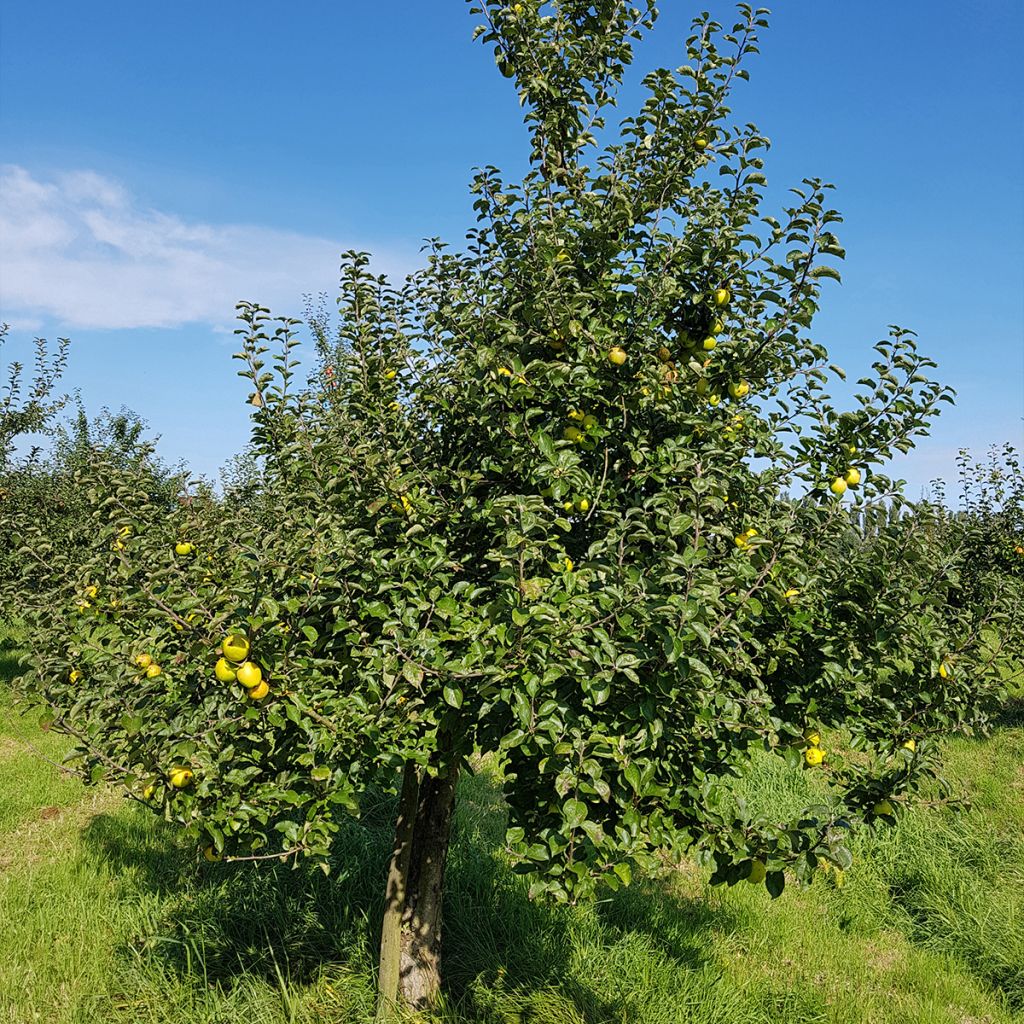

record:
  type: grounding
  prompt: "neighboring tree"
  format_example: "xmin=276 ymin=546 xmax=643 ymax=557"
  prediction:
xmin=12 ymin=4 xmax=1020 ymax=1019
xmin=0 ymin=393 xmax=182 ymax=618
xmin=0 ymin=326 xmax=71 ymax=617
xmin=0 ymin=324 xmax=70 ymax=469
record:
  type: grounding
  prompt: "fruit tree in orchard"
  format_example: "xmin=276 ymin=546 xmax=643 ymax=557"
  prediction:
xmin=14 ymin=3 xmax=1018 ymax=1019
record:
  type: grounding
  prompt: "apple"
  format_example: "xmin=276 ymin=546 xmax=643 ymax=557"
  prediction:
xmin=608 ymin=346 xmax=627 ymax=366
xmin=145 ymin=664 xmax=163 ymax=679
xmin=247 ymin=680 xmax=270 ymax=701
xmin=713 ymin=288 xmax=731 ymax=307
xmin=168 ymin=767 xmax=193 ymax=788
xmin=829 ymin=477 xmax=848 ymax=496
xmin=728 ymin=381 xmax=749 ymax=400
xmin=222 ymin=634 xmax=250 ymax=663
xmin=214 ymin=658 xmax=237 ymax=683
xmin=235 ymin=661 xmax=263 ymax=689
xmin=844 ymin=467 xmax=862 ymax=486
xmin=175 ymin=542 xmax=195 ymax=556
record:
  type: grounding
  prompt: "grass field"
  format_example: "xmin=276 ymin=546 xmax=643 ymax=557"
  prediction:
xmin=2 ymin=626 xmax=1022 ymax=1024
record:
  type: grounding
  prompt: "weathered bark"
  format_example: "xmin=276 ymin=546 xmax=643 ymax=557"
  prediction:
xmin=397 ymin=760 xmax=461 ymax=1011
xmin=375 ymin=761 xmax=421 ymax=1023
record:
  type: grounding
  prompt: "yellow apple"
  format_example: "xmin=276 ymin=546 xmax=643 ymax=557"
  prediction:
xmin=247 ymin=680 xmax=270 ymax=700
xmin=608 ymin=346 xmax=627 ymax=366
xmin=728 ymin=381 xmax=749 ymax=400
xmin=168 ymin=767 xmax=193 ymax=788
xmin=713 ymin=287 xmax=731 ymax=307
xmin=135 ymin=653 xmax=153 ymax=669
xmin=235 ymin=661 xmax=263 ymax=689
xmin=577 ymin=498 xmax=590 ymax=513
xmin=804 ymin=747 xmax=825 ymax=767
xmin=175 ymin=542 xmax=195 ymax=556
xmin=695 ymin=136 xmax=709 ymax=151
xmin=145 ymin=664 xmax=163 ymax=679
xmin=829 ymin=477 xmax=848 ymax=496
xmin=222 ymin=634 xmax=250 ymax=663
xmin=69 ymin=668 xmax=83 ymax=684
xmin=563 ymin=426 xmax=583 ymax=443
xmin=582 ymin=414 xmax=598 ymax=429
xmin=844 ymin=467 xmax=862 ymax=486
xmin=701 ymin=337 xmax=717 ymax=351
xmin=214 ymin=658 xmax=237 ymax=683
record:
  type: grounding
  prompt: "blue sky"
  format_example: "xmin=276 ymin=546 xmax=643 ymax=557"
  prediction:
xmin=1 ymin=1 xmax=1022 ymax=494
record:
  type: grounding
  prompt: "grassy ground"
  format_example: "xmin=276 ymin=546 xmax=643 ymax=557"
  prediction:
xmin=1 ymin=626 xmax=1022 ymax=1024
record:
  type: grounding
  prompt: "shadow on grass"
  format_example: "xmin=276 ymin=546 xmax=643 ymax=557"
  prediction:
xmin=79 ymin=770 xmax=728 ymax=1021
xmin=0 ymin=633 xmax=23 ymax=686
xmin=989 ymin=695 xmax=1024 ymax=730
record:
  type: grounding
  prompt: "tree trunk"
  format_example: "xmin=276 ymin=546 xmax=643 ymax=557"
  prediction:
xmin=400 ymin=761 xmax=461 ymax=1011
xmin=375 ymin=761 xmax=420 ymax=1022
xmin=375 ymin=756 xmax=461 ymax=1020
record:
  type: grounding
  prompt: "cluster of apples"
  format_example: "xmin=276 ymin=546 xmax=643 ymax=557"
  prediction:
xmin=803 ymin=727 xmax=826 ymax=767
xmin=214 ymin=633 xmax=269 ymax=701
xmin=828 ymin=467 xmax=862 ymax=496
xmin=135 ymin=652 xmax=163 ymax=679
xmin=562 ymin=407 xmax=599 ymax=443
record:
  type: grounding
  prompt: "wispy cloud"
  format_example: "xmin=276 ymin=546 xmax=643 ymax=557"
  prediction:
xmin=0 ymin=165 xmax=412 ymax=331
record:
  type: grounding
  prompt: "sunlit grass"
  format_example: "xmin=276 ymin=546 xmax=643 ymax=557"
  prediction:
xmin=1 ymin=624 xmax=1020 ymax=1024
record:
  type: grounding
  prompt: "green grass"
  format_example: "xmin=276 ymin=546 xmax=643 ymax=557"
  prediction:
xmin=1 ymin=625 xmax=1022 ymax=1024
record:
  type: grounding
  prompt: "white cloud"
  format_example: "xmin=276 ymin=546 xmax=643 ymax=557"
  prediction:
xmin=0 ymin=165 xmax=413 ymax=330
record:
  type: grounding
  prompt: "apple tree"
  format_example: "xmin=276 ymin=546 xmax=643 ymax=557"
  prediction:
xmin=12 ymin=4 xmax=1019 ymax=1018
